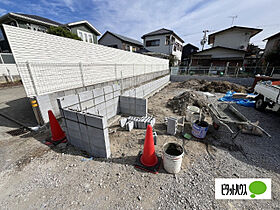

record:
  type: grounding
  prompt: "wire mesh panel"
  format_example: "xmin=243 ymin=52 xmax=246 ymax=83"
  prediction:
xmin=28 ymin=63 xmax=83 ymax=95
xmin=83 ymin=63 xmax=116 ymax=86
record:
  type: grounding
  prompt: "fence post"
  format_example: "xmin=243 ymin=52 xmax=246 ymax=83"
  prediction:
xmin=133 ymin=64 xmax=135 ymax=77
xmin=114 ymin=64 xmax=117 ymax=80
xmin=225 ymin=62 xmax=229 ymax=76
xmin=6 ymin=67 xmax=14 ymax=82
xmin=235 ymin=63 xmax=239 ymax=78
xmin=26 ymin=61 xmax=38 ymax=95
xmin=120 ymin=67 xmax=123 ymax=94
xmin=79 ymin=62 xmax=85 ymax=87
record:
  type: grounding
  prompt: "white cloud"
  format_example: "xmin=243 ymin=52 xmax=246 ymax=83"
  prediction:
xmin=89 ymin=0 xmax=280 ymax=49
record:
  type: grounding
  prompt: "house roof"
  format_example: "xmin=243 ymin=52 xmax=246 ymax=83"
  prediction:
xmin=208 ymin=26 xmax=263 ymax=44
xmin=183 ymin=43 xmax=199 ymax=50
xmin=0 ymin=13 xmax=101 ymax=35
xmin=194 ymin=46 xmax=246 ymax=55
xmin=141 ymin=28 xmax=184 ymax=43
xmin=67 ymin=20 xmax=101 ymax=35
xmin=13 ymin=13 xmax=62 ymax=26
xmin=99 ymin=31 xmax=143 ymax=46
xmin=263 ymin=32 xmax=280 ymax=41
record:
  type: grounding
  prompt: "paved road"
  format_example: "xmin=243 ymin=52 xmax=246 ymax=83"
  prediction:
xmin=0 ymin=85 xmax=37 ymax=131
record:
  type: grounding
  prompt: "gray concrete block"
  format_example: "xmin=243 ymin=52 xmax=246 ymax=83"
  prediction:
xmin=86 ymin=114 xmax=107 ymax=129
xmin=167 ymin=117 xmax=177 ymax=135
xmin=126 ymin=121 xmax=134 ymax=132
xmin=64 ymin=109 xmax=78 ymax=121
xmin=78 ymin=90 xmax=94 ymax=102
xmin=105 ymin=92 xmax=114 ymax=101
xmin=94 ymin=95 xmax=105 ymax=105
xmin=65 ymin=119 xmax=80 ymax=132
xmin=93 ymin=88 xmax=104 ymax=97
xmin=113 ymin=90 xmax=121 ymax=98
xmin=79 ymin=123 xmax=91 ymax=152
xmin=97 ymin=108 xmax=107 ymax=117
xmin=57 ymin=94 xmax=79 ymax=109
xmin=77 ymin=112 xmax=86 ymax=124
xmin=103 ymin=86 xmax=113 ymax=94
xmin=80 ymin=100 xmax=94 ymax=110
xmin=86 ymin=107 xmax=97 ymax=115
xmin=119 ymin=118 xmax=127 ymax=128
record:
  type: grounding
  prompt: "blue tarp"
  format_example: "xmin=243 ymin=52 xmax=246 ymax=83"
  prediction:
xmin=218 ymin=91 xmax=256 ymax=107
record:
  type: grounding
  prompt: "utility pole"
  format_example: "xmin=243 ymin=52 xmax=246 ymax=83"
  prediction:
xmin=229 ymin=15 xmax=238 ymax=26
xmin=200 ymin=30 xmax=209 ymax=51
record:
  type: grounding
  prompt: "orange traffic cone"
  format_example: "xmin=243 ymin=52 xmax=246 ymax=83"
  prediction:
xmin=141 ymin=125 xmax=158 ymax=166
xmin=46 ymin=110 xmax=67 ymax=145
xmin=135 ymin=125 xmax=161 ymax=173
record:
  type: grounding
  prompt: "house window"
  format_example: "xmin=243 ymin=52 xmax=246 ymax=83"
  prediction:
xmin=165 ymin=35 xmax=170 ymax=45
xmin=146 ymin=39 xmax=160 ymax=47
xmin=173 ymin=45 xmax=176 ymax=51
xmin=88 ymin=34 xmax=93 ymax=43
xmin=77 ymin=29 xmax=94 ymax=43
xmin=132 ymin=46 xmax=136 ymax=52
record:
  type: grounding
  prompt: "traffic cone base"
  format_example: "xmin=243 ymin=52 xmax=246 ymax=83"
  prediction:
xmin=134 ymin=151 xmax=161 ymax=174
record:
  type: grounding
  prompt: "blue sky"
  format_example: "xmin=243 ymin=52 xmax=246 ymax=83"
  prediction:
xmin=0 ymin=0 xmax=280 ymax=49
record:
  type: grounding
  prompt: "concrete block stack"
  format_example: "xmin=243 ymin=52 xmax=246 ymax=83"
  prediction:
xmin=119 ymin=96 xmax=147 ymax=117
xmin=127 ymin=116 xmax=156 ymax=129
xmin=62 ymin=108 xmax=111 ymax=158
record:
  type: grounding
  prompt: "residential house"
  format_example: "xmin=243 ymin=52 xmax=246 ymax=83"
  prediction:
xmin=141 ymin=28 xmax=184 ymax=63
xmin=0 ymin=12 xmax=101 ymax=53
xmin=98 ymin=31 xmax=143 ymax=52
xmin=191 ymin=26 xmax=262 ymax=66
xmin=263 ymin=32 xmax=280 ymax=55
xmin=181 ymin=43 xmax=199 ymax=66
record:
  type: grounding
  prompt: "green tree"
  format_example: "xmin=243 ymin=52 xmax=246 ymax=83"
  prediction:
xmin=47 ymin=26 xmax=82 ymax=41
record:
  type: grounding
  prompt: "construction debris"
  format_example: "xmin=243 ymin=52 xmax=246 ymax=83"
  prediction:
xmin=167 ymin=91 xmax=208 ymax=116
xmin=178 ymin=79 xmax=246 ymax=93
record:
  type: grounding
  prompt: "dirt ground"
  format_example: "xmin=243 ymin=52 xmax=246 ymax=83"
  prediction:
xmin=0 ymin=83 xmax=279 ymax=209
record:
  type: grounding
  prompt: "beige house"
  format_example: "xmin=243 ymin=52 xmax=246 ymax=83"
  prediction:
xmin=192 ymin=26 xmax=262 ymax=66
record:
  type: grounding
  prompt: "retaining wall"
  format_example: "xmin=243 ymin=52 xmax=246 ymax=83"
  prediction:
xmin=35 ymin=70 xmax=169 ymax=124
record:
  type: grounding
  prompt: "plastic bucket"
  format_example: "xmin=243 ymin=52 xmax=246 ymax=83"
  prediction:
xmin=163 ymin=142 xmax=184 ymax=174
xmin=186 ymin=106 xmax=200 ymax=123
xmin=192 ymin=120 xmax=209 ymax=139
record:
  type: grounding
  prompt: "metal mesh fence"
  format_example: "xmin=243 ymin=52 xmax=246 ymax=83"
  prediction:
xmin=171 ymin=65 xmax=280 ymax=78
xmin=17 ymin=62 xmax=168 ymax=97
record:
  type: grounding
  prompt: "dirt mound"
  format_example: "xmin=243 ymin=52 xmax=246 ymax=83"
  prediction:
xmin=167 ymin=91 xmax=208 ymax=115
xmin=178 ymin=79 xmax=246 ymax=93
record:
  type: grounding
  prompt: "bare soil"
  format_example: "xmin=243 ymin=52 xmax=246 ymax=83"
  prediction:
xmin=178 ymin=79 xmax=247 ymax=93
xmin=0 ymin=82 xmax=279 ymax=209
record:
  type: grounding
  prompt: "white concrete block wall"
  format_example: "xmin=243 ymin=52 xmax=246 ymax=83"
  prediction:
xmin=3 ymin=25 xmax=169 ymax=97
xmin=0 ymin=64 xmax=18 ymax=76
